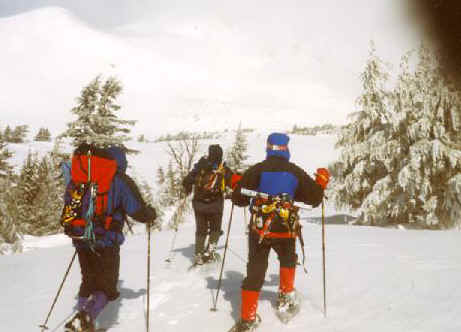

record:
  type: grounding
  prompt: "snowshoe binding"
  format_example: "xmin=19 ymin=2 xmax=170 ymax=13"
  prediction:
xmin=274 ymin=290 xmax=302 ymax=324
xmin=228 ymin=314 xmax=261 ymax=332
xmin=188 ymin=249 xmax=221 ymax=271
xmin=202 ymin=243 xmax=221 ymax=264
xmin=64 ymin=311 xmax=95 ymax=332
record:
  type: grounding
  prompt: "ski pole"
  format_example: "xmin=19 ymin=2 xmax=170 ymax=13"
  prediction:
xmin=146 ymin=220 xmax=152 ymax=332
xmin=165 ymin=227 xmax=179 ymax=263
xmin=39 ymin=250 xmax=77 ymax=331
xmin=321 ymin=199 xmax=327 ymax=318
xmin=165 ymin=197 xmax=187 ymax=263
xmin=210 ymin=202 xmax=235 ymax=312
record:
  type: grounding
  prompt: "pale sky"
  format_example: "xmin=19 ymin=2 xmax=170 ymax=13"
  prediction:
xmin=0 ymin=0 xmax=422 ymax=137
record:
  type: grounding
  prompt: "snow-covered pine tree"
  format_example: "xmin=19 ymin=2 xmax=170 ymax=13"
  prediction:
xmin=3 ymin=125 xmax=12 ymax=142
xmin=14 ymin=151 xmax=64 ymax=236
xmin=61 ymin=76 xmax=136 ymax=148
xmin=31 ymin=155 xmax=63 ymax=235
xmin=329 ymin=42 xmax=391 ymax=225
xmin=370 ymin=45 xmax=461 ymax=228
xmin=0 ymin=182 xmax=22 ymax=255
xmin=156 ymin=166 xmax=166 ymax=185
xmin=0 ymin=135 xmax=13 ymax=178
xmin=14 ymin=152 xmax=40 ymax=234
xmin=226 ymin=124 xmax=249 ymax=173
xmin=34 ymin=127 xmax=52 ymax=142
xmin=10 ymin=125 xmax=29 ymax=143
xmin=0 ymin=135 xmax=20 ymax=254
xmin=164 ymin=161 xmax=178 ymax=206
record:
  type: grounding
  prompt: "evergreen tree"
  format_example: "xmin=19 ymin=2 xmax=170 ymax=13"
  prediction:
xmin=34 ymin=127 xmax=52 ymax=142
xmin=165 ymin=161 xmax=178 ymax=205
xmin=61 ymin=76 xmax=136 ymax=147
xmin=3 ymin=125 xmax=12 ymax=142
xmin=14 ymin=152 xmax=64 ymax=235
xmin=226 ymin=124 xmax=249 ymax=173
xmin=156 ymin=166 xmax=165 ymax=185
xmin=0 ymin=165 xmax=21 ymax=254
xmin=371 ymin=45 xmax=461 ymax=228
xmin=14 ymin=152 xmax=40 ymax=234
xmin=0 ymin=193 xmax=22 ymax=254
xmin=32 ymin=155 xmax=63 ymax=235
xmin=330 ymin=44 xmax=461 ymax=228
xmin=329 ymin=42 xmax=391 ymax=225
xmin=0 ymin=137 xmax=13 ymax=178
xmin=10 ymin=125 xmax=29 ymax=143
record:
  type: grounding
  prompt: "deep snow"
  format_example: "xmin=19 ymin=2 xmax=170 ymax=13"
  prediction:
xmin=2 ymin=209 xmax=461 ymax=332
xmin=1 ymin=132 xmax=461 ymax=331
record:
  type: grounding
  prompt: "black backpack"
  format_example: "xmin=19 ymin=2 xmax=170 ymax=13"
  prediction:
xmin=194 ymin=163 xmax=226 ymax=201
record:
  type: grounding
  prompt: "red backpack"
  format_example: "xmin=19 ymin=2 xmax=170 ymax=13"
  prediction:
xmin=61 ymin=146 xmax=118 ymax=233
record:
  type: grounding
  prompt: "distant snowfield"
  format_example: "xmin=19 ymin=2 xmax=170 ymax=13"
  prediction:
xmin=0 ymin=6 xmax=354 ymax=136
xmin=2 ymin=132 xmax=461 ymax=331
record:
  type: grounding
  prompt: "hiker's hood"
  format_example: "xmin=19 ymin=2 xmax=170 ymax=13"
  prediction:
xmin=208 ymin=144 xmax=223 ymax=167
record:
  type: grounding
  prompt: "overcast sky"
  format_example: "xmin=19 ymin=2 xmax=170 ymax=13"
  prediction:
xmin=0 ymin=0 xmax=422 ymax=136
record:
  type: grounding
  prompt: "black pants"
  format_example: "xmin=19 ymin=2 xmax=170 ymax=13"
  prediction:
xmin=194 ymin=211 xmax=223 ymax=236
xmin=192 ymin=198 xmax=224 ymax=236
xmin=77 ymin=247 xmax=120 ymax=301
xmin=242 ymin=232 xmax=297 ymax=292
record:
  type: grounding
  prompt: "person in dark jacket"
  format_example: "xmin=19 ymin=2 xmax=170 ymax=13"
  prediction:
xmin=182 ymin=144 xmax=239 ymax=265
xmin=230 ymin=133 xmax=330 ymax=331
xmin=63 ymin=144 xmax=156 ymax=332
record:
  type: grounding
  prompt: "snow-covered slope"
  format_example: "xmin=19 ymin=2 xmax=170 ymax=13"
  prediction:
xmin=2 ymin=208 xmax=461 ymax=331
xmin=0 ymin=6 xmax=354 ymax=137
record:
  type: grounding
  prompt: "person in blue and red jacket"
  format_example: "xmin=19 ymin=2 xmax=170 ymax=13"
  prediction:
xmin=63 ymin=144 xmax=156 ymax=332
xmin=231 ymin=132 xmax=330 ymax=331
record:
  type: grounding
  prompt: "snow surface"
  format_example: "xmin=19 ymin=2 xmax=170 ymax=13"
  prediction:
xmin=2 ymin=212 xmax=461 ymax=331
xmin=1 ymin=133 xmax=461 ymax=331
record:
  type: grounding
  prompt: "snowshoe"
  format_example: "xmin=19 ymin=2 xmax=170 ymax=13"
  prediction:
xmin=274 ymin=290 xmax=302 ymax=324
xmin=64 ymin=311 xmax=95 ymax=332
xmin=194 ymin=253 xmax=205 ymax=265
xmin=202 ymin=247 xmax=221 ymax=264
xmin=228 ymin=314 xmax=261 ymax=332
xmin=188 ymin=251 xmax=221 ymax=272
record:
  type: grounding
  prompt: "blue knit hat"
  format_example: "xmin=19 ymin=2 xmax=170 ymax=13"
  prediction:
xmin=266 ymin=133 xmax=290 ymax=160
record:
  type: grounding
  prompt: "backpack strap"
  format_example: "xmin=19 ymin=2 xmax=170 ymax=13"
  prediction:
xmin=83 ymin=149 xmax=96 ymax=246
